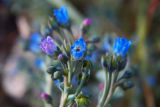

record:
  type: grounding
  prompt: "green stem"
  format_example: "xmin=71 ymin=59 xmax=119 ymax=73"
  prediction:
xmin=98 ymin=71 xmax=112 ymax=107
xmin=68 ymin=72 xmax=87 ymax=107
xmin=59 ymin=93 xmax=68 ymax=107
xmin=67 ymin=61 xmax=72 ymax=85
xmin=59 ymin=76 xmax=69 ymax=107
xmin=75 ymin=73 xmax=86 ymax=96
xmin=44 ymin=74 xmax=54 ymax=107
xmin=103 ymin=73 xmax=115 ymax=107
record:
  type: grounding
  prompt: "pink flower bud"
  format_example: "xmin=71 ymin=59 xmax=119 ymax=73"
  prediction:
xmin=98 ymin=83 xmax=104 ymax=91
xmin=40 ymin=92 xmax=50 ymax=100
xmin=82 ymin=18 xmax=92 ymax=26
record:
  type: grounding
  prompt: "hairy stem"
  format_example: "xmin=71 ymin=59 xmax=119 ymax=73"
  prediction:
xmin=59 ymin=76 xmax=68 ymax=107
xmin=68 ymin=72 xmax=87 ymax=107
xmin=59 ymin=93 xmax=68 ymax=107
xmin=98 ymin=72 xmax=112 ymax=107
xmin=103 ymin=73 xmax=115 ymax=107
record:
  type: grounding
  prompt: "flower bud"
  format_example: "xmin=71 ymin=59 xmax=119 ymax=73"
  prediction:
xmin=82 ymin=18 xmax=92 ymax=27
xmin=121 ymin=80 xmax=134 ymax=90
xmin=117 ymin=55 xmax=127 ymax=71
xmin=75 ymin=94 xmax=90 ymax=107
xmin=123 ymin=70 xmax=134 ymax=79
xmin=101 ymin=54 xmax=117 ymax=72
xmin=47 ymin=62 xmax=62 ymax=74
xmin=40 ymin=92 xmax=53 ymax=104
xmin=81 ymin=18 xmax=92 ymax=34
xmin=58 ymin=53 xmax=68 ymax=63
xmin=83 ymin=60 xmax=92 ymax=68
xmin=53 ymin=71 xmax=63 ymax=80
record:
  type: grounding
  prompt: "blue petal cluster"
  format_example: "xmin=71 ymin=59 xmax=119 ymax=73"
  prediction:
xmin=40 ymin=36 xmax=57 ymax=56
xmin=30 ymin=32 xmax=41 ymax=53
xmin=53 ymin=6 xmax=69 ymax=25
xmin=113 ymin=37 xmax=132 ymax=56
xmin=71 ymin=37 xmax=87 ymax=60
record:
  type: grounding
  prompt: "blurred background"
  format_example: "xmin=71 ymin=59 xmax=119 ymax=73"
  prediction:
xmin=0 ymin=0 xmax=160 ymax=107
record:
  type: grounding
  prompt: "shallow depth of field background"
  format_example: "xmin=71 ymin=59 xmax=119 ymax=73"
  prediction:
xmin=0 ymin=0 xmax=160 ymax=107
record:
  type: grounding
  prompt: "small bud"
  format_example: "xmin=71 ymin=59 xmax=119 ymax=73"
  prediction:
xmin=121 ymin=80 xmax=134 ymax=90
xmin=72 ymin=103 xmax=77 ymax=107
xmin=47 ymin=65 xmax=60 ymax=74
xmin=98 ymin=83 xmax=104 ymax=92
xmin=47 ymin=62 xmax=62 ymax=74
xmin=82 ymin=18 xmax=92 ymax=27
xmin=123 ymin=70 xmax=134 ymax=79
xmin=83 ymin=60 xmax=92 ymax=68
xmin=53 ymin=71 xmax=63 ymax=80
xmin=101 ymin=54 xmax=117 ymax=72
xmin=75 ymin=94 xmax=90 ymax=107
xmin=81 ymin=18 xmax=92 ymax=34
xmin=58 ymin=53 xmax=68 ymax=62
xmin=117 ymin=55 xmax=127 ymax=71
xmin=68 ymin=94 xmax=75 ymax=100
xmin=40 ymin=92 xmax=53 ymax=104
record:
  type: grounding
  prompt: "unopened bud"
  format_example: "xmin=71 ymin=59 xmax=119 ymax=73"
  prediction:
xmin=40 ymin=92 xmax=52 ymax=104
xmin=82 ymin=18 xmax=92 ymax=26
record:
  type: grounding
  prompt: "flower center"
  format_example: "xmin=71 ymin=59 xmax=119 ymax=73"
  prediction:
xmin=76 ymin=46 xmax=81 ymax=52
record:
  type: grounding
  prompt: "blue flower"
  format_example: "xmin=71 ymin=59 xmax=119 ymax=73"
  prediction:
xmin=35 ymin=58 xmax=45 ymax=69
xmin=29 ymin=32 xmax=41 ymax=53
xmin=71 ymin=37 xmax=87 ymax=60
xmin=40 ymin=36 xmax=57 ymax=56
xmin=113 ymin=37 xmax=132 ymax=56
xmin=53 ymin=6 xmax=69 ymax=26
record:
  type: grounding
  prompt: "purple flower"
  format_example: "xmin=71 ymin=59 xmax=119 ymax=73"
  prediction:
xmin=71 ymin=37 xmax=87 ymax=60
xmin=40 ymin=36 xmax=57 ymax=56
xmin=113 ymin=37 xmax=132 ymax=56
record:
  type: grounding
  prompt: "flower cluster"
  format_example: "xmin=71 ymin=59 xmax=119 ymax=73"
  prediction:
xmin=39 ymin=6 xmax=92 ymax=107
xmin=37 ymin=6 xmax=135 ymax=107
xmin=102 ymin=36 xmax=132 ymax=72
xmin=98 ymin=36 xmax=134 ymax=107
